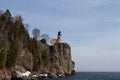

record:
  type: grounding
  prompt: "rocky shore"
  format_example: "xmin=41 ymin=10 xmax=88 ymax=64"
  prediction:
xmin=0 ymin=10 xmax=75 ymax=80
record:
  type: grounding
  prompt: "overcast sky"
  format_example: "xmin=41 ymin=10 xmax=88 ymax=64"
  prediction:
xmin=1 ymin=0 xmax=120 ymax=72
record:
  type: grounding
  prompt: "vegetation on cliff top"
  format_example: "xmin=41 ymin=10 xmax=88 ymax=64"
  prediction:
xmin=0 ymin=9 xmax=50 ymax=70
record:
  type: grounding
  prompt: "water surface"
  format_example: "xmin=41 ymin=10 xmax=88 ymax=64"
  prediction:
xmin=47 ymin=72 xmax=120 ymax=80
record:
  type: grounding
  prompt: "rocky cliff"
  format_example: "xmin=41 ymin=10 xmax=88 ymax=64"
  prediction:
xmin=0 ymin=10 xmax=75 ymax=80
xmin=50 ymin=43 xmax=75 ymax=76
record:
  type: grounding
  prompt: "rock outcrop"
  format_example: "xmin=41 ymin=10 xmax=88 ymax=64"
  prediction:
xmin=50 ymin=43 xmax=75 ymax=76
xmin=0 ymin=10 xmax=75 ymax=80
xmin=0 ymin=69 xmax=11 ymax=80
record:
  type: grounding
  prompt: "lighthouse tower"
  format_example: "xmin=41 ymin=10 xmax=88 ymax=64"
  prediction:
xmin=57 ymin=31 xmax=62 ymax=43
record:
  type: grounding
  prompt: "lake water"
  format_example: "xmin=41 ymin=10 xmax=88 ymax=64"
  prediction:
xmin=47 ymin=72 xmax=120 ymax=80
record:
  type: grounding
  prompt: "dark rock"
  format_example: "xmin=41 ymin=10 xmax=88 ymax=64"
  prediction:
xmin=11 ymin=77 xmax=22 ymax=80
xmin=71 ymin=70 xmax=76 ymax=75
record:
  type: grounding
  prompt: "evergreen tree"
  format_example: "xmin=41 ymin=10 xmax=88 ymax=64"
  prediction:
xmin=6 ymin=40 xmax=18 ymax=68
xmin=0 ymin=48 xmax=6 ymax=69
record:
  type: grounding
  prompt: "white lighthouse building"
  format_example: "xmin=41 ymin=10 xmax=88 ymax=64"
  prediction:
xmin=50 ymin=31 xmax=62 ymax=45
xmin=57 ymin=31 xmax=62 ymax=43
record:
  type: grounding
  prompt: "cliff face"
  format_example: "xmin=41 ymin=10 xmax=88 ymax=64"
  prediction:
xmin=50 ymin=43 xmax=75 ymax=75
xmin=23 ymin=42 xmax=75 ymax=77
xmin=0 ymin=10 xmax=75 ymax=79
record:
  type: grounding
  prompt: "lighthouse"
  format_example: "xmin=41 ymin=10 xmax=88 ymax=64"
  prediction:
xmin=57 ymin=31 xmax=62 ymax=43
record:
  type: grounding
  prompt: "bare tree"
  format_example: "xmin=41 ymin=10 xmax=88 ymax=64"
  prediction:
xmin=32 ymin=28 xmax=40 ymax=40
xmin=41 ymin=34 xmax=50 ymax=43
xmin=0 ymin=10 xmax=3 ymax=15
